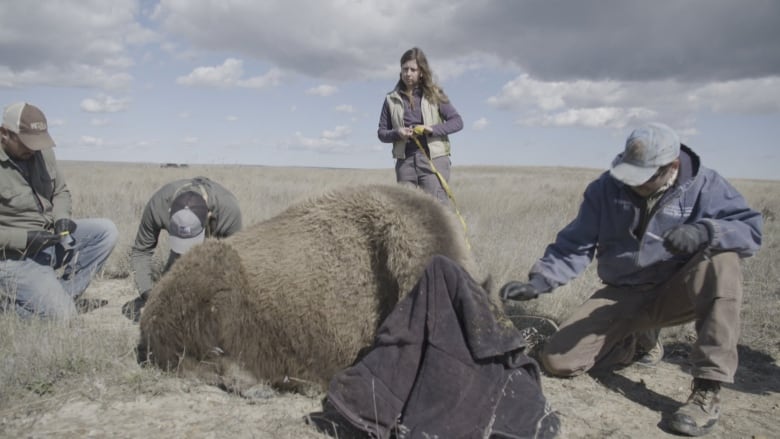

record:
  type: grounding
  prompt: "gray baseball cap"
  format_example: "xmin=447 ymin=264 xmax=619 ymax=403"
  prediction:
xmin=169 ymin=191 xmax=209 ymax=254
xmin=2 ymin=102 xmax=55 ymax=151
xmin=610 ymin=123 xmax=680 ymax=186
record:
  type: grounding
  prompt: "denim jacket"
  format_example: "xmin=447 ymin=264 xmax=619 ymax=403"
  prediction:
xmin=530 ymin=145 xmax=763 ymax=289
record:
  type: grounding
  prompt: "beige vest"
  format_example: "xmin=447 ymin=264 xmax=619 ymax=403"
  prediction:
xmin=386 ymin=91 xmax=451 ymax=159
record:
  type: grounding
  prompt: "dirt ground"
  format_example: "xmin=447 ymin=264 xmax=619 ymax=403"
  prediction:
xmin=2 ymin=278 xmax=779 ymax=439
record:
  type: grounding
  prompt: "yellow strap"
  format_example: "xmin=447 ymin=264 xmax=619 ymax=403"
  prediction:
xmin=411 ymin=127 xmax=471 ymax=249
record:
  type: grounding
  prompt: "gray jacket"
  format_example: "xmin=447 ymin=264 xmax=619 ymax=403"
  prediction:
xmin=0 ymin=147 xmax=71 ymax=256
xmin=130 ymin=177 xmax=242 ymax=294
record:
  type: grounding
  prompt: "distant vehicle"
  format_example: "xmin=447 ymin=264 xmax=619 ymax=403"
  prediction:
xmin=160 ymin=163 xmax=189 ymax=168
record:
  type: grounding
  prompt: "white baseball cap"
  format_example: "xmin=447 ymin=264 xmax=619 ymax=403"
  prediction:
xmin=2 ymin=102 xmax=55 ymax=150
xmin=168 ymin=191 xmax=209 ymax=254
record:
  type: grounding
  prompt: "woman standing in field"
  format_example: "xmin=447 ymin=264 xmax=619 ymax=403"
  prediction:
xmin=377 ymin=47 xmax=463 ymax=205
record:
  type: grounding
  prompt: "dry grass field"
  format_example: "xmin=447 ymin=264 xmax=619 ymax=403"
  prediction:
xmin=1 ymin=161 xmax=778 ymax=438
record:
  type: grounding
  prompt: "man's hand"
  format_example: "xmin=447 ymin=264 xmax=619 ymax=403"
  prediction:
xmin=121 ymin=289 xmax=150 ymax=323
xmin=25 ymin=230 xmax=61 ymax=255
xmin=54 ymin=218 xmax=77 ymax=235
xmin=500 ymin=281 xmax=540 ymax=301
xmin=662 ymin=223 xmax=710 ymax=255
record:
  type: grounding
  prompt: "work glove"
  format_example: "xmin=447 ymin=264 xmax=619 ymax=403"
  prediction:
xmin=164 ymin=251 xmax=181 ymax=272
xmin=121 ymin=289 xmax=151 ymax=323
xmin=662 ymin=223 xmax=710 ymax=255
xmin=25 ymin=230 xmax=61 ymax=255
xmin=54 ymin=218 xmax=77 ymax=235
xmin=500 ymin=281 xmax=540 ymax=301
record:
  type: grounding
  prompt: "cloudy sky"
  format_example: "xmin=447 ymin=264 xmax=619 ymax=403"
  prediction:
xmin=1 ymin=0 xmax=778 ymax=180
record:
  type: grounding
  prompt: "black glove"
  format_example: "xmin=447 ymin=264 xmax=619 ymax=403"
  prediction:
xmin=500 ymin=281 xmax=541 ymax=301
xmin=54 ymin=218 xmax=77 ymax=235
xmin=121 ymin=290 xmax=151 ymax=323
xmin=25 ymin=230 xmax=61 ymax=255
xmin=662 ymin=223 xmax=710 ymax=255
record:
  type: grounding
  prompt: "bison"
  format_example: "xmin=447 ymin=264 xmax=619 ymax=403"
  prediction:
xmin=137 ymin=184 xmax=492 ymax=395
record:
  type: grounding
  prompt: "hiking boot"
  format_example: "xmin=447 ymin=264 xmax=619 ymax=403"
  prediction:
xmin=634 ymin=339 xmax=664 ymax=367
xmin=669 ymin=378 xmax=721 ymax=436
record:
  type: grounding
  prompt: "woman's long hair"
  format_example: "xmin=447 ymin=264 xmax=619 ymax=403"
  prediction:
xmin=394 ymin=47 xmax=449 ymax=105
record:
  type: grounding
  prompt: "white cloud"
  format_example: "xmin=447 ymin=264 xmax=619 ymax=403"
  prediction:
xmin=238 ymin=68 xmax=283 ymax=88
xmin=225 ymin=115 xmax=238 ymax=122
xmin=3 ymin=1 xmax=778 ymax=93
xmin=487 ymin=74 xmax=626 ymax=112
xmin=154 ymin=1 xmax=779 ymax=84
xmin=80 ymin=95 xmax=131 ymax=113
xmin=183 ymin=136 xmax=198 ymax=144
xmin=488 ymin=74 xmax=780 ymax=132
xmin=285 ymin=125 xmax=362 ymax=153
xmin=693 ymin=77 xmax=780 ymax=114
xmin=0 ymin=65 xmax=133 ymax=90
xmin=79 ymin=136 xmax=104 ymax=147
xmin=520 ymin=107 xmax=658 ymax=130
xmin=90 ymin=118 xmax=110 ymax=126
xmin=432 ymin=53 xmax=507 ymax=82
xmin=176 ymin=58 xmax=243 ymax=87
xmin=0 ymin=0 xmax=153 ymax=89
xmin=321 ymin=125 xmax=351 ymax=140
xmin=155 ymin=0 xmax=421 ymax=80
xmin=472 ymin=117 xmax=488 ymax=131
xmin=176 ymin=58 xmax=282 ymax=89
xmin=289 ymin=132 xmax=350 ymax=153
xmin=306 ymin=85 xmax=338 ymax=96
xmin=335 ymin=104 xmax=355 ymax=113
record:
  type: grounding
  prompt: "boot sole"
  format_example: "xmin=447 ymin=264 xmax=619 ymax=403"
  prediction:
xmin=669 ymin=416 xmax=718 ymax=436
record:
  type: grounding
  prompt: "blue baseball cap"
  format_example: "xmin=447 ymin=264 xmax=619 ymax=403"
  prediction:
xmin=610 ymin=123 xmax=680 ymax=186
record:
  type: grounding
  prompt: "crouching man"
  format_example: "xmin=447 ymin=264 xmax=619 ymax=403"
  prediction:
xmin=501 ymin=123 xmax=762 ymax=436
xmin=123 ymin=177 xmax=242 ymax=321
xmin=0 ymin=102 xmax=118 ymax=320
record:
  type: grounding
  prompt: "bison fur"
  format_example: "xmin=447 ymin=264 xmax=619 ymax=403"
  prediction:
xmin=137 ymin=184 xmax=492 ymax=395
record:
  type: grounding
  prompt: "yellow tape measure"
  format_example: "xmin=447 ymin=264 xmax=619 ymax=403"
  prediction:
xmin=410 ymin=127 xmax=471 ymax=249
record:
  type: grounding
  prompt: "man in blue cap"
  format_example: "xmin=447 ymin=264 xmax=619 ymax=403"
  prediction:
xmin=500 ymin=122 xmax=763 ymax=436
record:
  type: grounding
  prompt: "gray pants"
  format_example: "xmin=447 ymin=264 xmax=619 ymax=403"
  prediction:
xmin=395 ymin=153 xmax=451 ymax=205
xmin=541 ymin=251 xmax=743 ymax=383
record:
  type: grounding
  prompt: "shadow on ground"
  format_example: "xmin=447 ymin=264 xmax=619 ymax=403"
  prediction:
xmin=663 ymin=342 xmax=780 ymax=396
xmin=587 ymin=370 xmax=682 ymax=434
xmin=582 ymin=342 xmax=779 ymax=435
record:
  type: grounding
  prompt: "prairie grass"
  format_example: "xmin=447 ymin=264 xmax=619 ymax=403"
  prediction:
xmin=1 ymin=161 xmax=778 ymax=415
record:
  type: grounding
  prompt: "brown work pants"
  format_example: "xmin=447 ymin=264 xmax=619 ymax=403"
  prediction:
xmin=541 ymin=251 xmax=743 ymax=383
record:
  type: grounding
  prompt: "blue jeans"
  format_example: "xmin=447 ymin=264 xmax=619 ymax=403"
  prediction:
xmin=0 ymin=218 xmax=118 ymax=320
